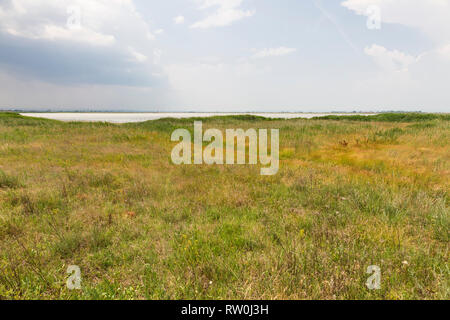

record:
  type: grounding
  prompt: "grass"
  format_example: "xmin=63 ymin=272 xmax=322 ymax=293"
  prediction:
xmin=314 ymin=113 xmax=450 ymax=122
xmin=0 ymin=112 xmax=448 ymax=300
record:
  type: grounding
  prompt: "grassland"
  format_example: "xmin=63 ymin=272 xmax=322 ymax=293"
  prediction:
xmin=0 ymin=112 xmax=448 ymax=300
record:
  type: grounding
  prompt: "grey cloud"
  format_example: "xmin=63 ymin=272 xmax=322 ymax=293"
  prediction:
xmin=0 ymin=32 xmax=164 ymax=87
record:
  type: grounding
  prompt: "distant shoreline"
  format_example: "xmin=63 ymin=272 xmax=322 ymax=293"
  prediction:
xmin=17 ymin=112 xmax=377 ymax=123
xmin=3 ymin=110 xmax=446 ymax=114
xmin=5 ymin=110 xmax=383 ymax=114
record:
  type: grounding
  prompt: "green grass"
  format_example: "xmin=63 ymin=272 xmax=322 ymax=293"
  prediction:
xmin=314 ymin=113 xmax=450 ymax=122
xmin=0 ymin=169 xmax=22 ymax=189
xmin=0 ymin=112 xmax=448 ymax=300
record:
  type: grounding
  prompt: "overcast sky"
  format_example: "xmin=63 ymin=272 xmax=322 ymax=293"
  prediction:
xmin=0 ymin=0 xmax=449 ymax=112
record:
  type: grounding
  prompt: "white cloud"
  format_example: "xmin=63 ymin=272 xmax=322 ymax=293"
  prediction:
xmin=341 ymin=0 xmax=450 ymax=42
xmin=154 ymin=29 xmax=164 ymax=35
xmin=364 ymin=44 xmax=418 ymax=72
xmin=350 ymin=47 xmax=450 ymax=111
xmin=0 ymin=0 xmax=162 ymax=86
xmin=343 ymin=1 xmax=450 ymax=72
xmin=191 ymin=0 xmax=254 ymax=29
xmin=31 ymin=24 xmax=115 ymax=46
xmin=343 ymin=1 xmax=450 ymax=111
xmin=174 ymin=15 xmax=185 ymax=24
xmin=128 ymin=47 xmax=148 ymax=63
xmin=0 ymin=0 xmax=155 ymax=47
xmin=252 ymin=47 xmax=297 ymax=59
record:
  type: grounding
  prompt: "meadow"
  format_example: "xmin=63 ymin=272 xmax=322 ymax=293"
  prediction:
xmin=0 ymin=112 xmax=448 ymax=299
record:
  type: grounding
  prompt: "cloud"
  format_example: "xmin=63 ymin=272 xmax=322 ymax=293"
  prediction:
xmin=0 ymin=70 xmax=173 ymax=110
xmin=0 ymin=0 xmax=162 ymax=86
xmin=364 ymin=44 xmax=418 ymax=72
xmin=343 ymin=1 xmax=450 ymax=72
xmin=191 ymin=0 xmax=254 ymax=29
xmin=351 ymin=47 xmax=450 ymax=111
xmin=341 ymin=0 xmax=450 ymax=43
xmin=0 ymin=0 xmax=154 ymax=45
xmin=343 ymin=1 xmax=450 ymax=111
xmin=174 ymin=15 xmax=185 ymax=24
xmin=6 ymin=23 xmax=116 ymax=46
xmin=128 ymin=47 xmax=148 ymax=63
xmin=252 ymin=47 xmax=297 ymax=59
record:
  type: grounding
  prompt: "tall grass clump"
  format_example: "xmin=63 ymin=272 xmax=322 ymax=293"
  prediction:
xmin=0 ymin=170 xmax=21 ymax=189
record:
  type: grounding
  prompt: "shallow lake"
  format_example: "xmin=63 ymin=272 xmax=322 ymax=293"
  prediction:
xmin=20 ymin=112 xmax=373 ymax=123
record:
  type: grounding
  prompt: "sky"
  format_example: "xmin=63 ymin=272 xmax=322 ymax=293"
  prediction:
xmin=0 ymin=0 xmax=449 ymax=112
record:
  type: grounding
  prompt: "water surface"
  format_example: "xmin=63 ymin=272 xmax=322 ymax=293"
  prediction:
xmin=20 ymin=112 xmax=373 ymax=123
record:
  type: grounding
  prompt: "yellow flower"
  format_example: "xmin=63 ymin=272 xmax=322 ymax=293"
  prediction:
xmin=299 ymin=229 xmax=305 ymax=238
